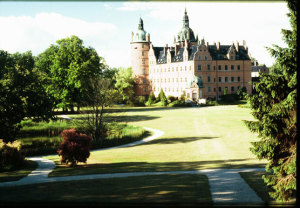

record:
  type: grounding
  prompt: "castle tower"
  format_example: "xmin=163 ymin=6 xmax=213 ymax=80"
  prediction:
xmin=130 ymin=18 xmax=151 ymax=96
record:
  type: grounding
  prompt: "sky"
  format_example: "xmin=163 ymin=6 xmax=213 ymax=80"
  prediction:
xmin=0 ymin=1 xmax=291 ymax=68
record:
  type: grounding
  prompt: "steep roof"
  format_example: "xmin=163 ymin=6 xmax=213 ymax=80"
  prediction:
xmin=152 ymin=43 xmax=250 ymax=64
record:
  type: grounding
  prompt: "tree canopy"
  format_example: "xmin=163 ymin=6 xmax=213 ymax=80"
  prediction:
xmin=0 ymin=51 xmax=53 ymax=142
xmin=35 ymin=35 xmax=107 ymax=112
xmin=244 ymin=0 xmax=297 ymax=201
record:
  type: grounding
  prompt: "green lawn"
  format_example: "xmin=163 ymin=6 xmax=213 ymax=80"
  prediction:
xmin=47 ymin=105 xmax=267 ymax=177
xmin=0 ymin=174 xmax=212 ymax=204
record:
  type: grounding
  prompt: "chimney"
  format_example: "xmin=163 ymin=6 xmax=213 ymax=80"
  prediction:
xmin=146 ymin=33 xmax=150 ymax=42
xmin=213 ymin=41 xmax=216 ymax=46
xmin=217 ymin=41 xmax=220 ymax=51
xmin=243 ymin=40 xmax=246 ymax=47
xmin=185 ymin=39 xmax=188 ymax=49
xmin=131 ymin=32 xmax=134 ymax=41
xmin=235 ymin=41 xmax=239 ymax=52
xmin=175 ymin=44 xmax=179 ymax=54
xmin=164 ymin=44 xmax=168 ymax=55
xmin=206 ymin=42 xmax=209 ymax=47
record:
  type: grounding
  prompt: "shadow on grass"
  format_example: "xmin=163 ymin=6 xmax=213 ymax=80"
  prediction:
xmin=0 ymin=174 xmax=212 ymax=205
xmin=49 ymin=159 xmax=266 ymax=178
xmin=73 ymin=115 xmax=160 ymax=123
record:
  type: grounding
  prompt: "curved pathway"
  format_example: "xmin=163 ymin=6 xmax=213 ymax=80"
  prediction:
xmin=0 ymin=126 xmax=265 ymax=204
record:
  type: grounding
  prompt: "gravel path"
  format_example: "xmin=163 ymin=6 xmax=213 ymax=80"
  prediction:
xmin=0 ymin=126 xmax=265 ymax=204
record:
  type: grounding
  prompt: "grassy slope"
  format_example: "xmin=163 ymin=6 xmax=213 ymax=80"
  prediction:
xmin=47 ymin=105 xmax=267 ymax=177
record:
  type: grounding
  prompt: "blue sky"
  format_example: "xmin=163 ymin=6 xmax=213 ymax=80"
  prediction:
xmin=0 ymin=1 xmax=291 ymax=68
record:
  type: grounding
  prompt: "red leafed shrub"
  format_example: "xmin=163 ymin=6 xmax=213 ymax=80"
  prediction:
xmin=57 ymin=129 xmax=92 ymax=167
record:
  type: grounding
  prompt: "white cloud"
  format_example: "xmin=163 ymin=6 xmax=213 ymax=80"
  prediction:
xmin=0 ymin=13 xmax=117 ymax=55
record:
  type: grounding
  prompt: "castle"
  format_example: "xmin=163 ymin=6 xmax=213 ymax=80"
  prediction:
xmin=130 ymin=9 xmax=252 ymax=101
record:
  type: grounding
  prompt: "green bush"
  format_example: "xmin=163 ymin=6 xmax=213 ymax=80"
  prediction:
xmin=220 ymin=94 xmax=239 ymax=103
xmin=57 ymin=129 xmax=92 ymax=167
xmin=169 ymin=100 xmax=192 ymax=107
xmin=0 ymin=139 xmax=26 ymax=171
xmin=133 ymin=96 xmax=146 ymax=106
xmin=167 ymin=95 xmax=177 ymax=103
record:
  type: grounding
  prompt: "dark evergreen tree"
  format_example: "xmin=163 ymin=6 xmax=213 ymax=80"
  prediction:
xmin=244 ymin=0 xmax=296 ymax=201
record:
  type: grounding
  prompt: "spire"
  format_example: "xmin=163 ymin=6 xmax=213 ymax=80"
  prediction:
xmin=138 ymin=17 xmax=144 ymax=30
xmin=183 ymin=8 xmax=189 ymax=28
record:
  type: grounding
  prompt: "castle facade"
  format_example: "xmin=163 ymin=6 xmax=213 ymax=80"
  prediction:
xmin=130 ymin=9 xmax=252 ymax=101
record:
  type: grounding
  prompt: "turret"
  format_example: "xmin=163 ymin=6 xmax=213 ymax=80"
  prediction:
xmin=130 ymin=18 xmax=151 ymax=96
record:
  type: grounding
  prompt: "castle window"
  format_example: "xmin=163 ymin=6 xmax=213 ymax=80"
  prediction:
xmin=214 ymin=78 xmax=216 ymax=82
xmin=172 ymin=67 xmax=174 ymax=72
xmin=218 ymin=87 xmax=222 ymax=92
xmin=225 ymin=65 xmax=228 ymax=70
xmin=214 ymin=88 xmax=216 ymax=92
xmin=231 ymin=56 xmax=234 ymax=60
xmin=214 ymin=66 xmax=215 ymax=70
xmin=219 ymin=77 xmax=222 ymax=82
xmin=168 ymin=67 xmax=170 ymax=72
xmin=198 ymin=56 xmax=201 ymax=60
xmin=237 ymin=65 xmax=240 ymax=70
xmin=231 ymin=86 xmax=235 ymax=92
xmin=142 ymin=44 xmax=144 ymax=48
xmin=180 ymin=66 xmax=182 ymax=71
xmin=231 ymin=65 xmax=234 ymax=70
xmin=142 ymin=59 xmax=145 ymax=64
xmin=185 ymin=66 xmax=187 ymax=71
xmin=143 ymin=69 xmax=145 ymax=75
xmin=231 ymin=77 xmax=234 ymax=82
xmin=207 ymin=64 xmax=211 ymax=70
xmin=198 ymin=64 xmax=201 ymax=70
xmin=208 ymin=86 xmax=211 ymax=92
xmin=142 ymin=51 xmax=144 ymax=56
xmin=225 ymin=77 xmax=228 ymax=82
xmin=143 ymin=87 xmax=146 ymax=92
xmin=218 ymin=65 xmax=221 ymax=70
xmin=205 ymin=56 xmax=207 ymax=60
xmin=208 ymin=76 xmax=211 ymax=82
xmin=238 ymin=76 xmax=241 ymax=82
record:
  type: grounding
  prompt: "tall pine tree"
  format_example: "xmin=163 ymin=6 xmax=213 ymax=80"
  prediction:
xmin=244 ymin=0 xmax=296 ymax=201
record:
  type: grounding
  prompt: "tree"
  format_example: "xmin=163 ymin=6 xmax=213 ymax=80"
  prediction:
xmin=0 ymin=50 xmax=53 ymax=142
xmin=82 ymin=77 xmax=117 ymax=143
xmin=146 ymin=92 xmax=156 ymax=106
xmin=244 ymin=0 xmax=296 ymax=201
xmin=159 ymin=89 xmax=167 ymax=106
xmin=35 ymin=35 xmax=106 ymax=112
xmin=114 ymin=67 xmax=135 ymax=104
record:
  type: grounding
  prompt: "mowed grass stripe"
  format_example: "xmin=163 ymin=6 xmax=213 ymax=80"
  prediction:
xmin=47 ymin=106 xmax=266 ymax=177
